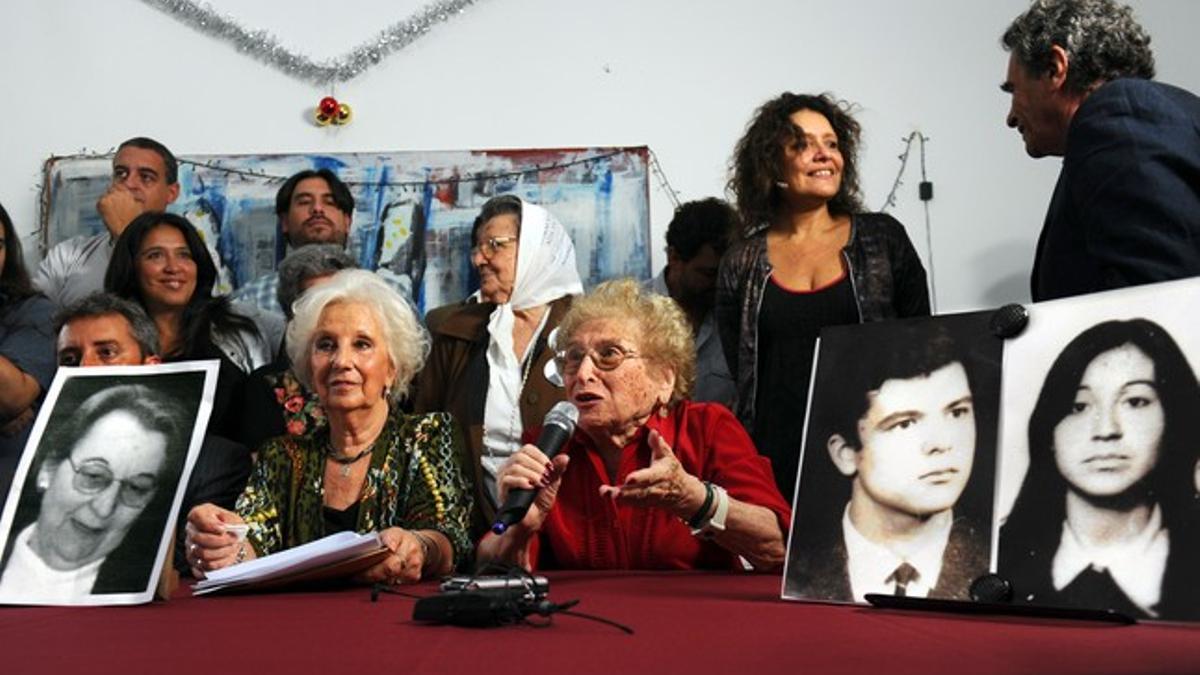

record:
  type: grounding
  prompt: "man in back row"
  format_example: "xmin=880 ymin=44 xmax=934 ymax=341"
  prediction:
xmin=644 ymin=198 xmax=737 ymax=408
xmin=35 ymin=138 xmax=180 ymax=308
xmin=1001 ymin=0 xmax=1200 ymax=301
xmin=231 ymin=169 xmax=354 ymax=318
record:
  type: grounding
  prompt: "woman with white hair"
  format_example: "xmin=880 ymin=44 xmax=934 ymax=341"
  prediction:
xmin=186 ymin=270 xmax=473 ymax=585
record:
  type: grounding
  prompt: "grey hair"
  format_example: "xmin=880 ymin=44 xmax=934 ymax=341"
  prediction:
xmin=55 ymin=292 xmax=161 ymax=358
xmin=286 ymin=269 xmax=428 ymax=402
xmin=1002 ymin=0 xmax=1154 ymax=95
xmin=41 ymin=383 xmax=187 ymax=467
xmin=276 ymin=244 xmax=358 ymax=320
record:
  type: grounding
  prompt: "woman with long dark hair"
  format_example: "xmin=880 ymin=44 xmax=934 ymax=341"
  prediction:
xmin=105 ymin=212 xmax=278 ymax=439
xmin=716 ymin=92 xmax=930 ymax=499
xmin=0 ymin=202 xmax=55 ymax=498
xmin=1000 ymin=319 xmax=1200 ymax=620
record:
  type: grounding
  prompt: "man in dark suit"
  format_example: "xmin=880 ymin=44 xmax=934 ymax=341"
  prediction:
xmin=785 ymin=324 xmax=989 ymax=603
xmin=55 ymin=293 xmax=251 ymax=574
xmin=1001 ymin=0 xmax=1200 ymax=302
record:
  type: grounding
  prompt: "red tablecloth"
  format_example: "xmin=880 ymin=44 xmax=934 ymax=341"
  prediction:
xmin=1 ymin=571 xmax=1197 ymax=674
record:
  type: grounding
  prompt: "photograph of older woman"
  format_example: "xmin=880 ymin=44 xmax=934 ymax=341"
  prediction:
xmin=54 ymin=292 xmax=252 ymax=575
xmin=999 ymin=319 xmax=1200 ymax=620
xmin=104 ymin=211 xmax=283 ymax=443
xmin=784 ymin=314 xmax=1001 ymax=603
xmin=717 ymin=92 xmax=930 ymax=501
xmin=186 ymin=270 xmax=473 ymax=585
xmin=477 ymin=279 xmax=791 ymax=571
xmin=0 ymin=377 xmax=199 ymax=602
xmin=415 ymin=195 xmax=582 ymax=538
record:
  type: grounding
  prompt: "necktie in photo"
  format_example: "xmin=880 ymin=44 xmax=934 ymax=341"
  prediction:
xmin=888 ymin=562 xmax=920 ymax=597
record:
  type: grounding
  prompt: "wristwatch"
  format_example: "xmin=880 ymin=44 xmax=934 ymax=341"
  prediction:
xmin=690 ymin=483 xmax=729 ymax=537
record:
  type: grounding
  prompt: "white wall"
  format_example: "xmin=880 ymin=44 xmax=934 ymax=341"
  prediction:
xmin=3 ymin=0 xmax=1198 ymax=312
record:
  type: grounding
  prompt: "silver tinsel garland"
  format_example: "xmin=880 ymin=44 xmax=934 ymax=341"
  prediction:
xmin=141 ymin=0 xmax=480 ymax=85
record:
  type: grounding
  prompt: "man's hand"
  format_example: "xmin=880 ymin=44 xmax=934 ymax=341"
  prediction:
xmin=96 ymin=184 xmax=144 ymax=237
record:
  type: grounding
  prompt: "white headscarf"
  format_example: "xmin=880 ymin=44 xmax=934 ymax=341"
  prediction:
xmin=481 ymin=199 xmax=583 ymax=478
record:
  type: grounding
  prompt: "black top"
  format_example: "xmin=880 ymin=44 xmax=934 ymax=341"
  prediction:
xmin=752 ymin=273 xmax=858 ymax=500
xmin=323 ymin=502 xmax=363 ymax=534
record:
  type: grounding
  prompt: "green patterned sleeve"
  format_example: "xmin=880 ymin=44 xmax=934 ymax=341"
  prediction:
xmin=401 ymin=413 xmax=475 ymax=569
xmin=235 ymin=438 xmax=296 ymax=557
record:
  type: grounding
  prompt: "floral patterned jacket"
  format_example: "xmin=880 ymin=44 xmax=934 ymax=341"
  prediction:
xmin=237 ymin=409 xmax=474 ymax=568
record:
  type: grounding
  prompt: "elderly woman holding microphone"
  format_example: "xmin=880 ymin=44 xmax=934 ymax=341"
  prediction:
xmin=477 ymin=279 xmax=790 ymax=570
xmin=186 ymin=270 xmax=473 ymax=584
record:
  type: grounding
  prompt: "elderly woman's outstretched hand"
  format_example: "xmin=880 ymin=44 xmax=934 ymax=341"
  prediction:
xmin=599 ymin=430 xmax=706 ymax=519
xmin=497 ymin=443 xmax=571 ymax=532
xmin=185 ymin=503 xmax=254 ymax=579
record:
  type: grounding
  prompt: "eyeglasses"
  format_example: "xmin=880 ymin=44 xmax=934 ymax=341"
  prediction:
xmin=66 ymin=456 xmax=159 ymax=509
xmin=471 ymin=236 xmax=517 ymax=260
xmin=554 ymin=343 xmax=642 ymax=375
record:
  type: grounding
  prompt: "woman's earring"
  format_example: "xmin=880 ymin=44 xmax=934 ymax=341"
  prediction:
xmin=658 ymin=398 xmax=670 ymax=417
xmin=775 ymin=180 xmax=788 ymax=189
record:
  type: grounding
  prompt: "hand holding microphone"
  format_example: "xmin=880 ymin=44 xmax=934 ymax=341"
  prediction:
xmin=492 ymin=402 xmax=579 ymax=535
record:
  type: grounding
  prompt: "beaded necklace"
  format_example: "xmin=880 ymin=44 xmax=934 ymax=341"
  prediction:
xmin=326 ymin=441 xmax=375 ymax=477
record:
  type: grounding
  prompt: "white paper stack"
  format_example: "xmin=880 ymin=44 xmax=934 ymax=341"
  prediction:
xmin=193 ymin=531 xmax=386 ymax=595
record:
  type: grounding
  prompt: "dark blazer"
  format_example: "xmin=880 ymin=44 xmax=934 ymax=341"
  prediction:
xmin=1032 ymin=78 xmax=1200 ymax=301
xmin=786 ymin=514 xmax=989 ymax=602
xmin=413 ymin=296 xmax=572 ymax=539
xmin=999 ymin=516 xmax=1200 ymax=621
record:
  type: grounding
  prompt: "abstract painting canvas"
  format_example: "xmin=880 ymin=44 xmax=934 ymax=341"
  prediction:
xmin=41 ymin=147 xmax=651 ymax=314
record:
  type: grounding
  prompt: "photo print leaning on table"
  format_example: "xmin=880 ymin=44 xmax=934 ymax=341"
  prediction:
xmin=783 ymin=312 xmax=1002 ymax=603
xmin=0 ymin=362 xmax=215 ymax=606
xmin=997 ymin=278 xmax=1200 ymax=622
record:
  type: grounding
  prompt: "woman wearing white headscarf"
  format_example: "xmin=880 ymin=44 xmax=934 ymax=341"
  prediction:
xmin=415 ymin=196 xmax=582 ymax=538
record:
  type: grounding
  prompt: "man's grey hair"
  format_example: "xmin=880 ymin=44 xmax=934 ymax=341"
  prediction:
xmin=276 ymin=244 xmax=358 ymax=319
xmin=1002 ymin=0 xmax=1154 ymax=96
xmin=55 ymin=292 xmax=161 ymax=357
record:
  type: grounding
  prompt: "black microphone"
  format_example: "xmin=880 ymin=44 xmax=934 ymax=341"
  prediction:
xmin=491 ymin=401 xmax=579 ymax=535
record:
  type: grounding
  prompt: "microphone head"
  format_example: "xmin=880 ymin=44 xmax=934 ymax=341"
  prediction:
xmin=544 ymin=401 xmax=579 ymax=434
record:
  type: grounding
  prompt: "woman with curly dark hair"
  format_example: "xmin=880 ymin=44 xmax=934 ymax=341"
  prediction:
xmin=716 ymin=92 xmax=930 ymax=500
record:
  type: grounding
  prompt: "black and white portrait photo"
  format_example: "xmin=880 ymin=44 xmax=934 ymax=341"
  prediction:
xmin=997 ymin=279 xmax=1200 ymax=622
xmin=0 ymin=363 xmax=215 ymax=606
xmin=783 ymin=312 xmax=1002 ymax=604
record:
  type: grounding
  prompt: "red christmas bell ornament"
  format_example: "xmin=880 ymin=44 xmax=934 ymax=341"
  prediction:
xmin=318 ymin=96 xmax=339 ymax=118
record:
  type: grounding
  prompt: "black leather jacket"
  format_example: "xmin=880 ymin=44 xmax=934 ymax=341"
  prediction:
xmin=715 ymin=212 xmax=931 ymax=428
